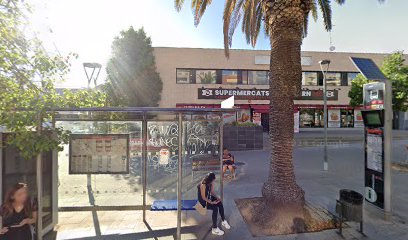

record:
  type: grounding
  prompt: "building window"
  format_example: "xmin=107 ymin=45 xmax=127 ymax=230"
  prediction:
xmin=347 ymin=72 xmax=359 ymax=86
xmin=196 ymin=70 xmax=217 ymax=84
xmin=299 ymin=109 xmax=315 ymax=128
xmin=302 ymin=72 xmax=318 ymax=86
xmin=177 ymin=69 xmax=194 ymax=84
xmin=242 ymin=71 xmax=248 ymax=84
xmin=325 ymin=72 xmax=341 ymax=86
xmin=248 ymin=71 xmax=269 ymax=85
xmin=222 ymin=70 xmax=239 ymax=84
xmin=299 ymin=109 xmax=325 ymax=128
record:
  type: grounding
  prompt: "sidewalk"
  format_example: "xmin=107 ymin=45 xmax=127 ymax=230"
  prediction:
xmin=51 ymin=144 xmax=408 ymax=240
xmin=267 ymin=129 xmax=408 ymax=141
xmin=264 ymin=131 xmax=408 ymax=165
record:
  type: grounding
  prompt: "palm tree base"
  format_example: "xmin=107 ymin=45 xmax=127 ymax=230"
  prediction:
xmin=235 ymin=197 xmax=338 ymax=236
xmin=239 ymin=197 xmax=306 ymax=235
xmin=261 ymin=181 xmax=305 ymax=206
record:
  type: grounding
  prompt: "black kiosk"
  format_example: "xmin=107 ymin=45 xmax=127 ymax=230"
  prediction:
xmin=362 ymin=82 xmax=385 ymax=209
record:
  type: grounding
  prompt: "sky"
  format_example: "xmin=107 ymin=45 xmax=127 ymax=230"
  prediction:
xmin=28 ymin=0 xmax=408 ymax=88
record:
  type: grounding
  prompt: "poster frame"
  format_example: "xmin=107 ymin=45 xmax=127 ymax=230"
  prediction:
xmin=69 ymin=133 xmax=130 ymax=174
xmin=364 ymin=127 xmax=385 ymax=209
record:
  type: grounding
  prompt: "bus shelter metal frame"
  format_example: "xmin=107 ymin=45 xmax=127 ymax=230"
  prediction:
xmin=51 ymin=107 xmax=236 ymax=240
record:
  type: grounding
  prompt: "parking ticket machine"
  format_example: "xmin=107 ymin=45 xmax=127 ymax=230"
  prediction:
xmin=362 ymin=82 xmax=385 ymax=209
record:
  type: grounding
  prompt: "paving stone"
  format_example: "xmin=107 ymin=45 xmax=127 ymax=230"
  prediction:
xmin=53 ymin=133 xmax=408 ymax=239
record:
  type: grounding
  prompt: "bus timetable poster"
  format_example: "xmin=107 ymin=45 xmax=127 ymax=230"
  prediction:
xmin=367 ymin=133 xmax=383 ymax=172
xmin=69 ymin=134 xmax=129 ymax=174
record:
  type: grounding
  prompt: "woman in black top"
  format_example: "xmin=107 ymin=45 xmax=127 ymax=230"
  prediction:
xmin=198 ymin=172 xmax=231 ymax=236
xmin=0 ymin=183 xmax=37 ymax=240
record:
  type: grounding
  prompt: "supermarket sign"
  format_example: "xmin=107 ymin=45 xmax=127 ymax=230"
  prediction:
xmin=198 ymin=87 xmax=338 ymax=101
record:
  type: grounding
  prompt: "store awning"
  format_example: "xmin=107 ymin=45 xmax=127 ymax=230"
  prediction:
xmin=176 ymin=104 xmax=220 ymax=109
xmin=251 ymin=105 xmax=269 ymax=113
xmin=294 ymin=104 xmax=362 ymax=110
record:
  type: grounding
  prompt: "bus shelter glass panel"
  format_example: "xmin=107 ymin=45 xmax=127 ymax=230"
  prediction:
xmin=145 ymin=119 xmax=222 ymax=205
xmin=1 ymin=133 xmax=53 ymax=230
xmin=182 ymin=120 xmax=221 ymax=200
xmin=56 ymin=120 xmax=143 ymax=207
xmin=146 ymin=121 xmax=180 ymax=204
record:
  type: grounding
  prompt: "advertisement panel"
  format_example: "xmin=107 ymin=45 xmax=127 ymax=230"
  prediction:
xmin=253 ymin=112 xmax=262 ymax=126
xmin=223 ymin=113 xmax=236 ymax=123
xmin=294 ymin=111 xmax=300 ymax=133
xmin=354 ymin=109 xmax=365 ymax=128
xmin=364 ymin=128 xmax=385 ymax=209
xmin=237 ymin=109 xmax=251 ymax=123
xmin=328 ymin=109 xmax=341 ymax=128
xmin=367 ymin=134 xmax=383 ymax=172
xmin=159 ymin=148 xmax=170 ymax=165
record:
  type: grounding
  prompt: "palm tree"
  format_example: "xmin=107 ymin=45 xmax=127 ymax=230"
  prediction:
xmin=174 ymin=0 xmax=381 ymax=208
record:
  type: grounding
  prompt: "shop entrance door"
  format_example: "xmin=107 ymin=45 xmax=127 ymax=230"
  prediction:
xmin=341 ymin=110 xmax=354 ymax=128
xmin=261 ymin=113 xmax=269 ymax=132
xmin=314 ymin=110 xmax=325 ymax=128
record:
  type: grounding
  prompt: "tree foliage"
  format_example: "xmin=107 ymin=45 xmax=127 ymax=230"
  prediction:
xmin=348 ymin=74 xmax=369 ymax=107
xmin=0 ymin=0 xmax=106 ymax=160
xmin=175 ymin=0 xmax=385 ymax=207
xmin=175 ymin=0 xmax=348 ymax=57
xmin=349 ymin=52 xmax=408 ymax=112
xmin=105 ymin=27 xmax=163 ymax=107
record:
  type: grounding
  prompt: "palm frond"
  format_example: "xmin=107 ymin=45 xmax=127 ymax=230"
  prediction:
xmin=241 ymin=0 xmax=262 ymax=46
xmin=174 ymin=0 xmax=185 ymax=11
xmin=223 ymin=0 xmax=238 ymax=57
xmin=242 ymin=1 xmax=252 ymax=44
xmin=317 ymin=0 xmax=332 ymax=31
xmin=229 ymin=0 xmax=245 ymax=46
xmin=223 ymin=0 xmax=262 ymax=57
xmin=334 ymin=0 xmax=346 ymax=4
xmin=191 ymin=0 xmax=213 ymax=26
xmin=253 ymin=3 xmax=263 ymax=46
xmin=310 ymin=0 xmax=318 ymax=21
xmin=303 ymin=13 xmax=309 ymax=38
xmin=223 ymin=0 xmax=245 ymax=57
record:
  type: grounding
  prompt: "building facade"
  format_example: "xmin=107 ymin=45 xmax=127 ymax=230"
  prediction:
xmin=153 ymin=47 xmax=407 ymax=130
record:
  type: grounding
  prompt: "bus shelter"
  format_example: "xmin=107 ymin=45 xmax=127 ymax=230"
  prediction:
xmin=30 ymin=107 xmax=234 ymax=239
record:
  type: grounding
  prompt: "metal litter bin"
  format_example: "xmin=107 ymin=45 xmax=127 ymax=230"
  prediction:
xmin=336 ymin=189 xmax=363 ymax=235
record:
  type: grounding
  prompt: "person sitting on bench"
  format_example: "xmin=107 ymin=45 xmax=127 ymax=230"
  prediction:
xmin=198 ymin=172 xmax=230 ymax=236
xmin=222 ymin=148 xmax=235 ymax=179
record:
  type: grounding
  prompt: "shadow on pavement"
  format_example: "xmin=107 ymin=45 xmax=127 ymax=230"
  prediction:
xmin=87 ymin=174 xmax=102 ymax=236
xmin=68 ymin=225 xmax=201 ymax=240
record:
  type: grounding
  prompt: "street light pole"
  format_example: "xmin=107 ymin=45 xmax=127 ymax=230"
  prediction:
xmin=83 ymin=62 xmax=102 ymax=198
xmin=319 ymin=60 xmax=331 ymax=171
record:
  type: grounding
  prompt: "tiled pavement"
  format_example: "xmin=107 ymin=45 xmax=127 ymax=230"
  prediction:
xmin=52 ymin=133 xmax=408 ymax=240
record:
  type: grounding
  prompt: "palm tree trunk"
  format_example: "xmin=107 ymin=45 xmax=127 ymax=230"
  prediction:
xmin=262 ymin=18 xmax=305 ymax=206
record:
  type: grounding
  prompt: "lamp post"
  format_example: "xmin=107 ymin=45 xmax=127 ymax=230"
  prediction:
xmin=83 ymin=62 xmax=101 ymax=192
xmin=319 ymin=59 xmax=331 ymax=171
xmin=83 ymin=62 xmax=102 ymax=89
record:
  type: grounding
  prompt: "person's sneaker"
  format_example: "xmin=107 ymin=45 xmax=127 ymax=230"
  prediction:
xmin=212 ymin=227 xmax=225 ymax=235
xmin=222 ymin=220 xmax=231 ymax=229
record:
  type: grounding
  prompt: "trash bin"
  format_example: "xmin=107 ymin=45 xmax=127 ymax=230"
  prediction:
xmin=340 ymin=189 xmax=364 ymax=205
xmin=336 ymin=189 xmax=363 ymax=221
xmin=336 ymin=189 xmax=363 ymax=235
